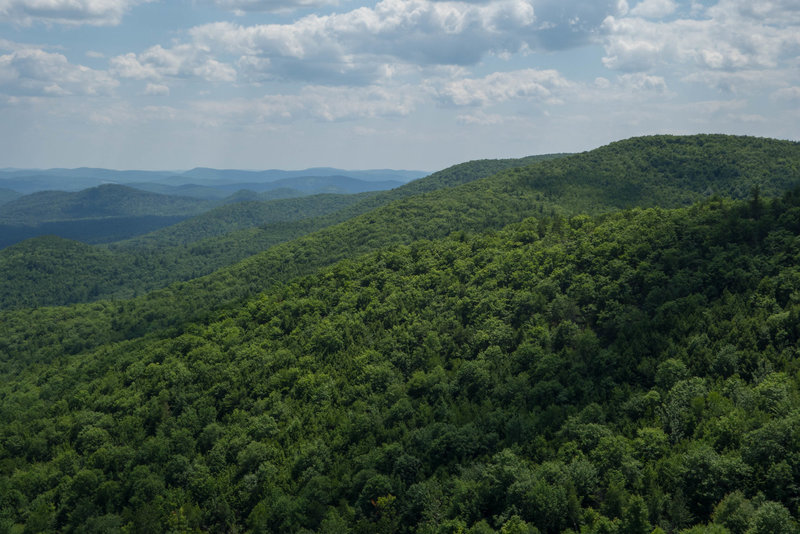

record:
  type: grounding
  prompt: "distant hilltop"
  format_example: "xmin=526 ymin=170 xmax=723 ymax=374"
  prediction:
xmin=0 ymin=167 xmax=429 ymax=195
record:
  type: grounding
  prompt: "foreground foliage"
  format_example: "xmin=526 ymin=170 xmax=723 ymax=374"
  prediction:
xmin=1 ymin=187 xmax=799 ymax=533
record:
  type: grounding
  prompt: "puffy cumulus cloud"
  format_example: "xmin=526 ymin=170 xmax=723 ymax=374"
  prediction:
xmin=436 ymin=68 xmax=573 ymax=106
xmin=0 ymin=0 xmax=152 ymax=26
xmin=601 ymin=11 xmax=799 ymax=75
xmin=0 ymin=47 xmax=118 ymax=96
xmin=191 ymin=84 xmax=419 ymax=124
xmin=110 ymin=44 xmax=236 ymax=82
xmin=707 ymin=0 xmax=800 ymax=27
xmin=190 ymin=0 xmax=537 ymax=68
xmin=525 ymin=0 xmax=628 ymax=50
xmin=615 ymin=72 xmax=668 ymax=92
xmin=177 ymin=0 xmax=627 ymax=84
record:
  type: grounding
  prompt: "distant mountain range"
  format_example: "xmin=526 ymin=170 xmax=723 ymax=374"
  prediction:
xmin=127 ymin=175 xmax=407 ymax=200
xmin=0 ymin=166 xmax=427 ymax=195
xmin=0 ymin=170 xmax=428 ymax=248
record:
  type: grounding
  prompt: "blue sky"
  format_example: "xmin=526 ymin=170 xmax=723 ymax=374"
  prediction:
xmin=0 ymin=0 xmax=798 ymax=170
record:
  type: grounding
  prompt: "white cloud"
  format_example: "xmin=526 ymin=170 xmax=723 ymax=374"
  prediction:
xmin=189 ymin=0 xmax=538 ymax=69
xmin=629 ymin=0 xmax=676 ymax=18
xmin=707 ymin=0 xmax=800 ymax=27
xmin=601 ymin=2 xmax=800 ymax=91
xmin=616 ymin=72 xmax=668 ymax=92
xmin=0 ymin=47 xmax=118 ymax=96
xmin=436 ymin=68 xmax=573 ymax=106
xmin=0 ymin=0 xmax=152 ymax=26
xmin=111 ymin=44 xmax=236 ymax=82
xmin=110 ymin=0 xmax=626 ymax=86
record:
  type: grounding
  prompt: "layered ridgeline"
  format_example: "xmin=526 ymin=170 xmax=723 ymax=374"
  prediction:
xmin=0 ymin=154 xmax=563 ymax=310
xmin=1 ymin=187 xmax=799 ymax=532
xmin=0 ymin=194 xmax=374 ymax=308
xmin=0 ymin=188 xmax=21 ymax=206
xmin=0 ymin=171 xmax=423 ymax=250
xmin=3 ymin=134 xmax=798 ymax=360
xmin=0 ymin=185 xmax=213 ymax=248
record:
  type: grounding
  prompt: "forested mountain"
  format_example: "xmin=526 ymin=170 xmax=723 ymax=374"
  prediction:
xmin=113 ymin=194 xmax=377 ymax=249
xmin=0 ymin=184 xmax=210 ymax=225
xmin=0 ymin=188 xmax=21 ymax=206
xmin=176 ymin=167 xmax=424 ymax=184
xmin=1 ymin=135 xmax=798 ymax=347
xmin=128 ymin=176 xmax=405 ymax=200
xmin=0 ymin=154 xmax=561 ymax=310
xmin=0 ymin=167 xmax=426 ymax=195
xmin=1 ymin=134 xmax=800 ymax=533
xmin=0 ymin=237 xmax=141 ymax=308
xmin=1 ymin=188 xmax=800 ymax=532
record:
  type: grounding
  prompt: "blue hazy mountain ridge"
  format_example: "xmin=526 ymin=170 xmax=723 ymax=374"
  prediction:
xmin=0 ymin=153 xmax=559 ymax=308
xmin=0 ymin=187 xmax=22 ymax=206
xmin=0 ymin=185 xmax=213 ymax=248
xmin=0 ymin=184 xmax=212 ymax=224
xmin=177 ymin=167 xmax=425 ymax=184
xmin=0 ymin=166 xmax=427 ymax=194
xmin=0 ymin=174 xmax=408 ymax=248
xmin=126 ymin=175 xmax=405 ymax=199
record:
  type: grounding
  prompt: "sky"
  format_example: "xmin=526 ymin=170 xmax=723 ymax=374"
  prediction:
xmin=0 ymin=0 xmax=798 ymax=171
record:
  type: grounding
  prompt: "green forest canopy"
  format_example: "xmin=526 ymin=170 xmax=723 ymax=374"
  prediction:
xmin=0 ymin=134 xmax=799 ymax=533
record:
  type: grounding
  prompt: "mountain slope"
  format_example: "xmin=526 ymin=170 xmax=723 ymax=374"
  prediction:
xmin=0 ymin=187 xmax=21 ymax=206
xmin=0 ymin=191 xmax=799 ymax=532
xmin=113 ymin=193 xmax=377 ymax=249
xmin=1 ymin=135 xmax=798 ymax=361
xmin=0 ymin=155 xmax=559 ymax=310
xmin=0 ymin=184 xmax=211 ymax=225
xmin=0 ymin=236 xmax=141 ymax=308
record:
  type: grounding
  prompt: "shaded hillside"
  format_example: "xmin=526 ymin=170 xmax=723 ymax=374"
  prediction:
xmin=128 ymin=176 xmax=404 ymax=200
xmin=0 ymin=188 xmax=21 ymax=206
xmin=0 ymin=184 xmax=210 ymax=225
xmin=1 ymin=190 xmax=799 ymax=532
xmin=237 ymin=175 xmax=402 ymax=194
xmin=0 ymin=216 xmax=189 ymax=250
xmin=1 ymin=135 xmax=798 ymax=359
xmin=0 ymin=237 xmax=141 ymax=308
xmin=113 ymin=193 xmax=376 ymax=249
xmin=177 ymin=167 xmax=425 ymax=184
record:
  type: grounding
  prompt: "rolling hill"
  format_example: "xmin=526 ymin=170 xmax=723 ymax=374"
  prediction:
xmin=0 ymin=184 xmax=211 ymax=225
xmin=0 ymin=182 xmax=798 ymax=532
xmin=0 ymin=187 xmax=21 ymax=206
xmin=1 ymin=134 xmax=798 ymax=358
xmin=0 ymin=154 xmax=565 ymax=310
